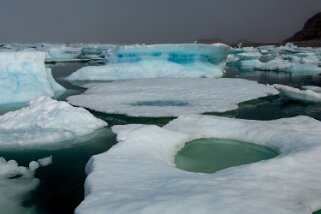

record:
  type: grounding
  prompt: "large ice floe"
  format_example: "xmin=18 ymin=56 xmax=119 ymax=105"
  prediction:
xmin=0 ymin=51 xmax=65 ymax=105
xmin=66 ymin=44 xmax=231 ymax=80
xmin=77 ymin=115 xmax=321 ymax=214
xmin=0 ymin=156 xmax=52 ymax=214
xmin=67 ymin=78 xmax=277 ymax=117
xmin=227 ymin=43 xmax=321 ymax=74
xmin=0 ymin=96 xmax=106 ymax=149
xmin=274 ymin=84 xmax=321 ymax=103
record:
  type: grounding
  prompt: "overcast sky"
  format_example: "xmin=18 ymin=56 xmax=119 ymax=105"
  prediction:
xmin=0 ymin=0 xmax=321 ymax=44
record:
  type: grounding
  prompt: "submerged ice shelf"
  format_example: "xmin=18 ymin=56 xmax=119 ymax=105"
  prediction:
xmin=67 ymin=78 xmax=278 ymax=117
xmin=66 ymin=43 xmax=231 ymax=80
xmin=77 ymin=115 xmax=321 ymax=214
xmin=0 ymin=51 xmax=65 ymax=105
xmin=0 ymin=96 xmax=106 ymax=149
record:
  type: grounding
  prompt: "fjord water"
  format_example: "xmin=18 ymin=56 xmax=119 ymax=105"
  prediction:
xmin=224 ymin=68 xmax=321 ymax=121
xmin=175 ymin=138 xmax=278 ymax=173
xmin=1 ymin=62 xmax=321 ymax=213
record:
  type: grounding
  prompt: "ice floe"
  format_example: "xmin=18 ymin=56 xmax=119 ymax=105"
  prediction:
xmin=0 ymin=96 xmax=106 ymax=149
xmin=66 ymin=44 xmax=231 ymax=80
xmin=77 ymin=115 xmax=321 ymax=214
xmin=67 ymin=78 xmax=277 ymax=117
xmin=274 ymin=84 xmax=321 ymax=103
xmin=0 ymin=156 xmax=52 ymax=214
xmin=0 ymin=51 xmax=65 ymax=105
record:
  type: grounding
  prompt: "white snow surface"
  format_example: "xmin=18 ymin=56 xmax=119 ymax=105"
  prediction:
xmin=0 ymin=156 xmax=52 ymax=214
xmin=77 ymin=115 xmax=321 ymax=214
xmin=274 ymin=84 xmax=321 ymax=103
xmin=67 ymin=78 xmax=277 ymax=117
xmin=0 ymin=51 xmax=65 ymax=105
xmin=0 ymin=96 xmax=107 ymax=149
xmin=66 ymin=43 xmax=231 ymax=80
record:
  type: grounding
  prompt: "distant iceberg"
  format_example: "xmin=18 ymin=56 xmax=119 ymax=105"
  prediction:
xmin=66 ymin=44 xmax=231 ymax=80
xmin=0 ymin=51 xmax=65 ymax=105
xmin=76 ymin=115 xmax=321 ymax=214
xmin=67 ymin=78 xmax=277 ymax=117
xmin=0 ymin=97 xmax=107 ymax=149
xmin=274 ymin=84 xmax=321 ymax=103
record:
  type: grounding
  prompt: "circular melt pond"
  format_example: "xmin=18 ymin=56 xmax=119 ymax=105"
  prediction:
xmin=175 ymin=138 xmax=278 ymax=173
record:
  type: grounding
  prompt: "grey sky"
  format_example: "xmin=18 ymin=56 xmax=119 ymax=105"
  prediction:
xmin=0 ymin=0 xmax=321 ymax=43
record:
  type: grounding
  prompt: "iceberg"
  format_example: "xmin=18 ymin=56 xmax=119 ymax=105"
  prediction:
xmin=0 ymin=156 xmax=52 ymax=214
xmin=0 ymin=51 xmax=65 ymax=105
xmin=76 ymin=115 xmax=321 ymax=214
xmin=66 ymin=44 xmax=231 ymax=80
xmin=0 ymin=96 xmax=107 ymax=149
xmin=274 ymin=84 xmax=321 ymax=103
xmin=67 ymin=78 xmax=278 ymax=117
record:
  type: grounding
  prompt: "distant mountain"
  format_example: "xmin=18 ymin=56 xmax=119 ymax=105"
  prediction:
xmin=197 ymin=12 xmax=321 ymax=47
xmin=286 ymin=12 xmax=321 ymax=42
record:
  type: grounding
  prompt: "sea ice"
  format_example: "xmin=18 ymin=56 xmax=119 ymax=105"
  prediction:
xmin=227 ymin=44 xmax=321 ymax=74
xmin=66 ymin=44 xmax=231 ymax=80
xmin=37 ymin=156 xmax=53 ymax=167
xmin=0 ymin=157 xmax=52 ymax=214
xmin=0 ymin=51 xmax=65 ymax=105
xmin=67 ymin=78 xmax=278 ymax=117
xmin=76 ymin=115 xmax=321 ymax=214
xmin=0 ymin=96 xmax=107 ymax=149
xmin=274 ymin=84 xmax=321 ymax=103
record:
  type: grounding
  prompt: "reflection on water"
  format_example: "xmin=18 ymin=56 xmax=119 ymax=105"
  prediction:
xmin=49 ymin=63 xmax=85 ymax=90
xmin=175 ymin=138 xmax=278 ymax=173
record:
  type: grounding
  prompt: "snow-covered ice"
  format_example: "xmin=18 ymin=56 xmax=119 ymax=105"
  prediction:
xmin=67 ymin=78 xmax=277 ymax=117
xmin=0 ymin=157 xmax=52 ymax=214
xmin=66 ymin=44 xmax=231 ymax=80
xmin=274 ymin=84 xmax=321 ymax=103
xmin=77 ymin=115 xmax=321 ymax=214
xmin=0 ymin=96 xmax=107 ymax=149
xmin=0 ymin=51 xmax=65 ymax=105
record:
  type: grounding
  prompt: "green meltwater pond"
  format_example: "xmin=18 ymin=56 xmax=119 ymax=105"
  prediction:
xmin=175 ymin=138 xmax=279 ymax=173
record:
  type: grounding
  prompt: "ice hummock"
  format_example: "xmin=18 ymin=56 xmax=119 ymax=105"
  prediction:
xmin=66 ymin=44 xmax=231 ymax=80
xmin=0 ymin=51 xmax=65 ymax=105
xmin=76 ymin=115 xmax=321 ymax=214
xmin=0 ymin=96 xmax=107 ymax=149
xmin=0 ymin=156 xmax=52 ymax=214
xmin=274 ymin=84 xmax=321 ymax=103
xmin=67 ymin=78 xmax=277 ymax=117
